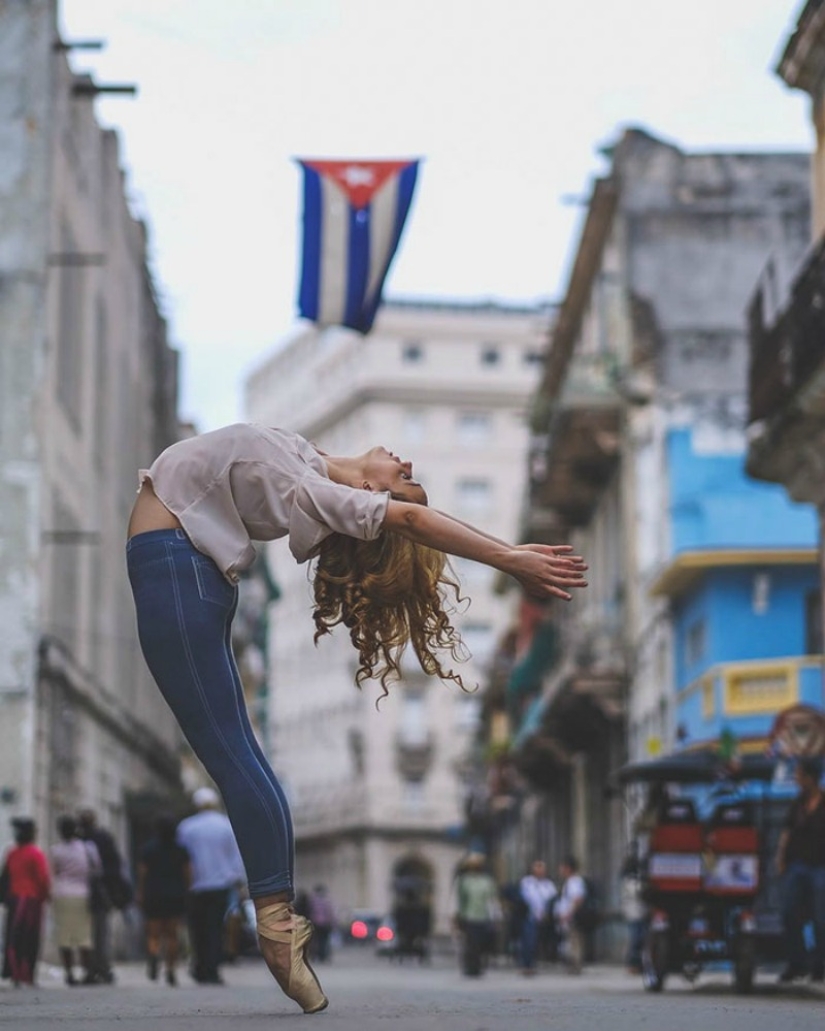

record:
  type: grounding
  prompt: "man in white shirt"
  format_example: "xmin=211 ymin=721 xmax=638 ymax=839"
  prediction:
xmin=518 ymin=860 xmax=557 ymax=974
xmin=176 ymin=787 xmax=245 ymax=984
xmin=557 ymin=856 xmax=587 ymax=974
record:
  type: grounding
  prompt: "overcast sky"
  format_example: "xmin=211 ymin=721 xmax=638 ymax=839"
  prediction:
xmin=60 ymin=0 xmax=811 ymax=431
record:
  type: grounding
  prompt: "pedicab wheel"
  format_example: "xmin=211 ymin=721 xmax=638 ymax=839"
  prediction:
xmin=642 ymin=930 xmax=668 ymax=992
xmin=733 ymin=937 xmax=756 ymax=994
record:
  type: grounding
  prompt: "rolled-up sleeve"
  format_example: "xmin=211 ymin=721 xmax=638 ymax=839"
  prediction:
xmin=289 ymin=474 xmax=390 ymax=563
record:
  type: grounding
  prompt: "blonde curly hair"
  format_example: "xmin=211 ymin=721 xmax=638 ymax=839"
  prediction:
xmin=312 ymin=530 xmax=468 ymax=699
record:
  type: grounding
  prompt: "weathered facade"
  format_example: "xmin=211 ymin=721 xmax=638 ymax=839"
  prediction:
xmin=0 ymin=1 xmax=183 ymax=860
xmin=747 ymin=0 xmax=825 ymax=655
xmin=483 ymin=128 xmax=814 ymax=957
xmin=244 ymin=300 xmax=548 ymax=933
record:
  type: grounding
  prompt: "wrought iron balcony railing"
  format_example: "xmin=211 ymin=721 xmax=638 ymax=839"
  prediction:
xmin=748 ymin=237 xmax=825 ymax=424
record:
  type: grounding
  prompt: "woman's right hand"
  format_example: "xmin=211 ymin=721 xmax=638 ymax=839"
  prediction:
xmin=505 ymin=544 xmax=588 ymax=601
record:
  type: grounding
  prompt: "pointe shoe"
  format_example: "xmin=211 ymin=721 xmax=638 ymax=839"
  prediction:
xmin=256 ymin=902 xmax=329 ymax=1014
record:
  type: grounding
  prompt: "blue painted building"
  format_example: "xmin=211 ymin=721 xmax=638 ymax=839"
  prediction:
xmin=652 ymin=426 xmax=821 ymax=750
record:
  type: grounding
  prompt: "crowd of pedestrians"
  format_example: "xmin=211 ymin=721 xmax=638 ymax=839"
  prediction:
xmin=0 ymin=807 xmax=130 ymax=988
xmin=453 ymin=852 xmax=596 ymax=979
xmin=0 ymin=788 xmax=249 ymax=990
xmin=2 ymin=762 xmax=822 ymax=992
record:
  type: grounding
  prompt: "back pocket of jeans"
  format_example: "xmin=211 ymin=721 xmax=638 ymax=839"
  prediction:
xmin=191 ymin=555 xmax=235 ymax=607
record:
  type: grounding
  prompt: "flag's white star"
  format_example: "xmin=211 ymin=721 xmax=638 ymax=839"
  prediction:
xmin=339 ymin=165 xmax=375 ymax=187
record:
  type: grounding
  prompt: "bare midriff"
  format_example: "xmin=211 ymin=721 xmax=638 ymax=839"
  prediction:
xmin=127 ymin=481 xmax=183 ymax=540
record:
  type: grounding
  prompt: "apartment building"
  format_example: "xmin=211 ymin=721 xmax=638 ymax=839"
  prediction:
xmin=481 ymin=128 xmax=815 ymax=958
xmin=0 ymin=1 xmax=183 ymax=858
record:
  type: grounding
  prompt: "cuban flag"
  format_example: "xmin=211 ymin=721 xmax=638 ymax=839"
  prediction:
xmin=296 ymin=158 xmax=420 ymax=334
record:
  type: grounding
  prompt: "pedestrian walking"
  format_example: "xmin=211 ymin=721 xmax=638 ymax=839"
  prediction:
xmin=136 ymin=815 xmax=191 ymax=986
xmin=307 ymin=885 xmax=336 ymax=963
xmin=454 ymin=853 xmax=499 ymax=977
xmin=519 ymin=859 xmax=557 ymax=975
xmin=126 ymin=423 xmax=587 ymax=1012
xmin=392 ymin=886 xmax=432 ymax=960
xmin=776 ymin=755 xmax=825 ymax=983
xmin=556 ymin=856 xmax=587 ymax=975
xmin=620 ymin=845 xmax=646 ymax=974
xmin=51 ymin=815 xmax=101 ymax=986
xmin=77 ymin=808 xmax=132 ymax=984
xmin=500 ymin=881 xmax=528 ymax=965
xmin=176 ymin=787 xmax=244 ymax=985
xmin=1 ymin=818 xmax=50 ymax=986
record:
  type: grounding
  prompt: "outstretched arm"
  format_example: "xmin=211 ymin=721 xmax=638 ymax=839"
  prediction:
xmin=383 ymin=500 xmax=587 ymax=601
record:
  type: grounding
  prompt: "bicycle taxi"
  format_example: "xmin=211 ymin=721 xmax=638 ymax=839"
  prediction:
xmin=617 ymin=748 xmax=791 ymax=993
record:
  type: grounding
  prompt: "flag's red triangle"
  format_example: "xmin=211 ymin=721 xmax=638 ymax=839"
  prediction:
xmin=302 ymin=159 xmax=412 ymax=209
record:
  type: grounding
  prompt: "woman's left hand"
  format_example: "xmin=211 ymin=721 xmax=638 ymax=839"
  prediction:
xmin=506 ymin=544 xmax=588 ymax=601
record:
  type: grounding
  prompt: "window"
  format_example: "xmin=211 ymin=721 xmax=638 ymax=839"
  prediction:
xmin=402 ymin=780 xmax=425 ymax=812
xmin=57 ymin=221 xmax=85 ymax=428
xmin=453 ymin=557 xmax=490 ymax=589
xmin=402 ymin=341 xmax=424 ymax=363
xmin=456 ymin=478 xmax=491 ymax=515
xmin=403 ymin=409 xmax=426 ymax=444
xmin=93 ymin=298 xmax=108 ymax=472
xmin=399 ymin=692 xmax=428 ymax=746
xmin=523 ymin=349 xmax=545 ymax=366
xmin=701 ymin=677 xmax=715 ymax=719
xmin=752 ymin=572 xmax=771 ymax=615
xmin=480 ymin=345 xmax=500 ymax=366
xmin=457 ymin=412 xmax=492 ymax=446
xmin=454 ymin=694 xmax=481 ymax=731
xmin=724 ymin=663 xmax=797 ymax=715
xmin=685 ymin=619 xmax=706 ymax=667
xmin=461 ymin=623 xmax=494 ymax=665
xmin=50 ymin=495 xmax=80 ymax=655
xmin=805 ymin=590 xmax=822 ymax=655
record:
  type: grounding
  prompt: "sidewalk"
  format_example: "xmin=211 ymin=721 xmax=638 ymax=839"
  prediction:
xmin=14 ymin=949 xmax=825 ymax=997
xmin=13 ymin=952 xmax=641 ymax=993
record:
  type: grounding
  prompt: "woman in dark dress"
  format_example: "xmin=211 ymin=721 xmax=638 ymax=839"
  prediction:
xmin=136 ymin=816 xmax=191 ymax=986
xmin=2 ymin=817 xmax=50 ymax=986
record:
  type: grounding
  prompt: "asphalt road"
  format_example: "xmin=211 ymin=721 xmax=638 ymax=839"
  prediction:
xmin=1 ymin=950 xmax=823 ymax=1031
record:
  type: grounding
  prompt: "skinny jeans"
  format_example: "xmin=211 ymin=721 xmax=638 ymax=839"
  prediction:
xmin=781 ymin=861 xmax=825 ymax=972
xmin=126 ymin=529 xmax=294 ymax=899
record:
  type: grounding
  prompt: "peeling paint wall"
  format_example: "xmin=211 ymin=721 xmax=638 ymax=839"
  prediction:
xmin=0 ymin=1 xmax=183 ymax=860
xmin=0 ymin=0 xmax=53 ymax=820
xmin=615 ymin=132 xmax=814 ymax=758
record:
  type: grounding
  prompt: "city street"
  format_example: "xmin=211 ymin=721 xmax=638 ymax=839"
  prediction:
xmin=1 ymin=949 xmax=822 ymax=1031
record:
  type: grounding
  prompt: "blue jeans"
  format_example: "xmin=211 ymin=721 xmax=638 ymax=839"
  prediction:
xmin=126 ymin=529 xmax=294 ymax=899
xmin=625 ymin=918 xmax=645 ymax=969
xmin=781 ymin=862 xmax=825 ymax=972
xmin=520 ymin=914 xmax=540 ymax=970
xmin=188 ymin=889 xmax=229 ymax=982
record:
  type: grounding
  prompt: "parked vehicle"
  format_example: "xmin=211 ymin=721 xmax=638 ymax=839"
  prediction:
xmin=617 ymin=749 xmax=791 ymax=994
xmin=344 ymin=909 xmax=395 ymax=951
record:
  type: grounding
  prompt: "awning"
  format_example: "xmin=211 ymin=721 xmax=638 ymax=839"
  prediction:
xmin=507 ymin=622 xmax=559 ymax=701
xmin=616 ymin=749 xmax=777 ymax=786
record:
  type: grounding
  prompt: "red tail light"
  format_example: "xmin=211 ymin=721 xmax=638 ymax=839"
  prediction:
xmin=350 ymin=920 xmax=369 ymax=939
xmin=376 ymin=926 xmax=394 ymax=942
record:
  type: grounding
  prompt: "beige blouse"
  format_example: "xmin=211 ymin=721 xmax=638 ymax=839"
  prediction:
xmin=139 ymin=424 xmax=390 ymax=582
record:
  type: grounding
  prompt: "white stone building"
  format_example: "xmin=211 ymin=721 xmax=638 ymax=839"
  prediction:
xmin=0 ymin=1 xmax=183 ymax=860
xmin=244 ymin=300 xmax=548 ymax=931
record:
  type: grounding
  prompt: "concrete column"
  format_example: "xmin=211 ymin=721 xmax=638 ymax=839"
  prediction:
xmin=819 ymin=504 xmax=825 ymax=689
xmin=812 ymin=91 xmax=825 ymax=242
xmin=571 ymin=754 xmax=588 ymax=867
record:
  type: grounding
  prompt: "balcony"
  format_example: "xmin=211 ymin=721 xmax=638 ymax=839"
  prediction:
xmin=749 ymin=238 xmax=825 ymax=424
xmin=747 ymin=239 xmax=825 ymax=500
xmin=676 ymin=655 xmax=824 ymax=750
xmin=527 ymin=353 xmax=622 ymax=535
xmin=394 ymin=733 xmax=435 ymax=781
xmin=510 ymin=608 xmax=627 ymax=787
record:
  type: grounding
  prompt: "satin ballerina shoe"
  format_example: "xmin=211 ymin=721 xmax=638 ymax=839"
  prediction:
xmin=256 ymin=902 xmax=329 ymax=1014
